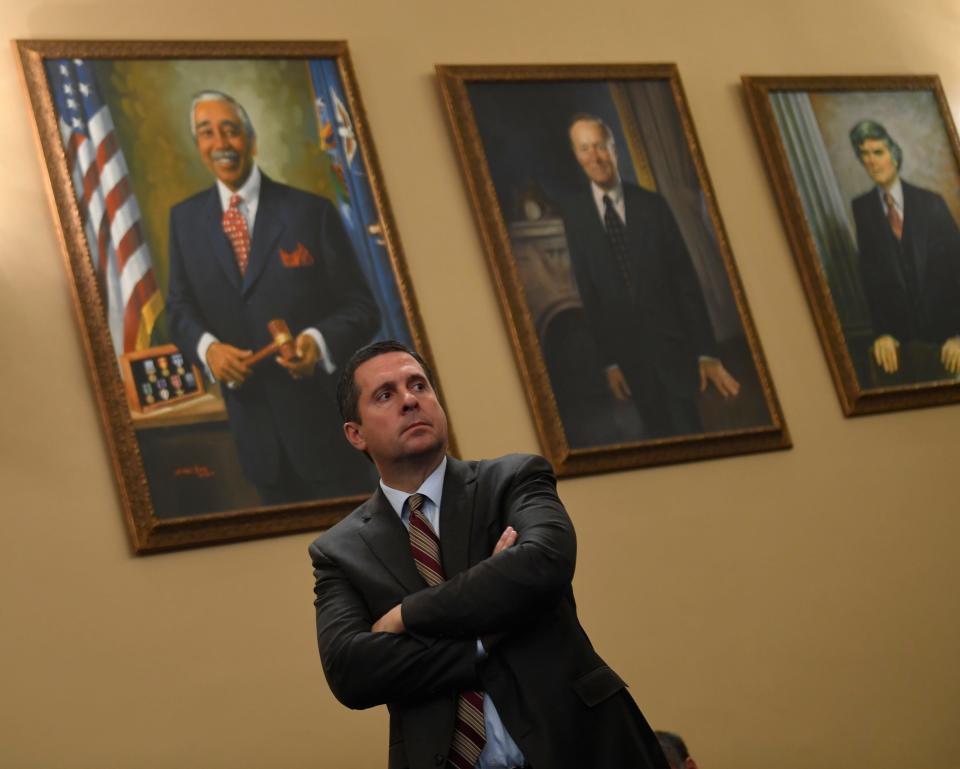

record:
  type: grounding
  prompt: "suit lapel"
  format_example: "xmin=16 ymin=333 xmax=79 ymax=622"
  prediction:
xmin=201 ymin=188 xmax=242 ymax=291
xmin=621 ymin=184 xmax=648 ymax=297
xmin=358 ymin=489 xmax=424 ymax=595
xmin=438 ymin=457 xmax=477 ymax=579
xmin=901 ymin=181 xmax=928 ymax=287
xmin=578 ymin=188 xmax=610 ymax=263
xmin=357 ymin=458 xmax=478 ymax=592
xmin=243 ymin=175 xmax=284 ymax=296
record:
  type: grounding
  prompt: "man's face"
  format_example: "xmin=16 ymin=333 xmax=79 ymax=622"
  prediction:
xmin=344 ymin=352 xmax=449 ymax=469
xmin=570 ymin=119 xmax=619 ymax=190
xmin=858 ymin=138 xmax=898 ymax=189
xmin=193 ymin=99 xmax=256 ymax=191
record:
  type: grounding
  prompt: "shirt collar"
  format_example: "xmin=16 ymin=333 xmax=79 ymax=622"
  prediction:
xmin=877 ymin=177 xmax=903 ymax=211
xmin=216 ymin=163 xmax=261 ymax=211
xmin=591 ymin=178 xmax=623 ymax=212
xmin=379 ymin=456 xmax=448 ymax=519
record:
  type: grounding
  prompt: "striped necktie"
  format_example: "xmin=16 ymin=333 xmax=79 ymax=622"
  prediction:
xmin=407 ymin=494 xmax=486 ymax=768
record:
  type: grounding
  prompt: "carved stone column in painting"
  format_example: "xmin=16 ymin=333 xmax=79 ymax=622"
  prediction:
xmin=508 ymin=217 xmax=581 ymax=340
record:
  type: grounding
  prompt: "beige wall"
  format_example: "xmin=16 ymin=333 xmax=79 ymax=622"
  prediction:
xmin=3 ymin=1 xmax=959 ymax=767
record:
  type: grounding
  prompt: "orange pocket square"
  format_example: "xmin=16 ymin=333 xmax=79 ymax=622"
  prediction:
xmin=280 ymin=242 xmax=315 ymax=267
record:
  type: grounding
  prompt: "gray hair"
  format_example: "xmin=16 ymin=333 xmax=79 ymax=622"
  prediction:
xmin=189 ymin=90 xmax=256 ymax=140
xmin=568 ymin=112 xmax=615 ymax=145
xmin=850 ymin=119 xmax=903 ymax=170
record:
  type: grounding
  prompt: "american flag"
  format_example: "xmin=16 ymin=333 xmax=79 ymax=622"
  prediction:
xmin=46 ymin=58 xmax=163 ymax=358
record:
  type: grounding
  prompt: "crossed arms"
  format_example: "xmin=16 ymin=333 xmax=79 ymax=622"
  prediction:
xmin=370 ymin=525 xmax=518 ymax=634
xmin=310 ymin=455 xmax=575 ymax=710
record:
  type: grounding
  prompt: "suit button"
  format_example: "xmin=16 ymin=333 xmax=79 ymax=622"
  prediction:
xmin=434 ymin=754 xmax=445 ymax=766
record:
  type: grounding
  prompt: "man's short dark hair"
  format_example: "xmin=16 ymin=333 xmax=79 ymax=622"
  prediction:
xmin=850 ymin=119 xmax=903 ymax=170
xmin=655 ymin=730 xmax=690 ymax=769
xmin=337 ymin=340 xmax=437 ymax=424
xmin=568 ymin=112 xmax=615 ymax=144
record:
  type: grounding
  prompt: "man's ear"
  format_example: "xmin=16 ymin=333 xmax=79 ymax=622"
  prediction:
xmin=343 ymin=421 xmax=366 ymax=452
xmin=684 ymin=757 xmax=699 ymax=769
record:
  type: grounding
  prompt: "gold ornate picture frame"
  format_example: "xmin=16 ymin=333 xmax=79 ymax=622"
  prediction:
xmin=17 ymin=39 xmax=449 ymax=552
xmin=438 ymin=63 xmax=789 ymax=477
xmin=743 ymin=74 xmax=960 ymax=416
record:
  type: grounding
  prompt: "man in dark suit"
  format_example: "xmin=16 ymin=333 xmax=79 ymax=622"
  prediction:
xmin=167 ymin=90 xmax=379 ymax=504
xmin=309 ymin=340 xmax=669 ymax=769
xmin=561 ymin=114 xmax=739 ymax=438
xmin=848 ymin=119 xmax=960 ymax=382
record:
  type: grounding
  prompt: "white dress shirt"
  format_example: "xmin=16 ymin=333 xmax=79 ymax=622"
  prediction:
xmin=590 ymin=178 xmax=626 ymax=224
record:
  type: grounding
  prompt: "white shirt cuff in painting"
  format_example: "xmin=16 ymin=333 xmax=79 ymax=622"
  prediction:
xmin=197 ymin=332 xmax=219 ymax=383
xmin=198 ymin=332 xmax=242 ymax=390
xmin=303 ymin=328 xmax=336 ymax=375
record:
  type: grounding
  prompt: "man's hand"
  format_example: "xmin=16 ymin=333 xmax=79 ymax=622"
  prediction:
xmin=206 ymin=342 xmax=253 ymax=386
xmin=605 ymin=365 xmax=632 ymax=401
xmin=872 ymin=335 xmax=900 ymax=374
xmin=941 ymin=337 xmax=960 ymax=374
xmin=492 ymin=526 xmax=517 ymax=555
xmin=277 ymin=332 xmax=320 ymax=380
xmin=699 ymin=359 xmax=740 ymax=397
xmin=372 ymin=603 xmax=405 ymax=634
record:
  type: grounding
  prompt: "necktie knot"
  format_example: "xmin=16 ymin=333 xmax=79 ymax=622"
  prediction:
xmin=408 ymin=494 xmax=441 ymax=585
xmin=407 ymin=493 xmax=424 ymax=517
xmin=603 ymin=193 xmax=620 ymax=220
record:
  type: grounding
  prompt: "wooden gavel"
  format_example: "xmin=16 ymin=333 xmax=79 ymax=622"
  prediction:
xmin=246 ymin=319 xmax=299 ymax=367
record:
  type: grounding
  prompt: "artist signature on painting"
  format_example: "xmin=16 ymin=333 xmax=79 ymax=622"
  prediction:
xmin=174 ymin=464 xmax=215 ymax=479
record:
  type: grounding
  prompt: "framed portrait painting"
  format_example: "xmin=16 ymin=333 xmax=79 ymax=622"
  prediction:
xmin=17 ymin=40 xmax=445 ymax=552
xmin=743 ymin=75 xmax=960 ymax=415
xmin=437 ymin=63 xmax=789 ymax=477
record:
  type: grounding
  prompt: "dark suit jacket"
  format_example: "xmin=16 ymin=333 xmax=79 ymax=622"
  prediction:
xmin=852 ymin=180 xmax=960 ymax=344
xmin=310 ymin=454 xmax=667 ymax=769
xmin=167 ymin=173 xmax=379 ymax=488
xmin=561 ymin=183 xmax=716 ymax=407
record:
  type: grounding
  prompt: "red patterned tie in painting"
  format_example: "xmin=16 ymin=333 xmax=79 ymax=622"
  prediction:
xmin=407 ymin=493 xmax=486 ymax=769
xmin=222 ymin=194 xmax=250 ymax=275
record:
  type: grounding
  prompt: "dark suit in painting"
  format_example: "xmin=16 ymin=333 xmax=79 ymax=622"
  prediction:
xmin=561 ymin=182 xmax=717 ymax=437
xmin=852 ymin=180 xmax=960 ymax=354
xmin=310 ymin=453 xmax=668 ymax=769
xmin=167 ymin=174 xmax=379 ymax=499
